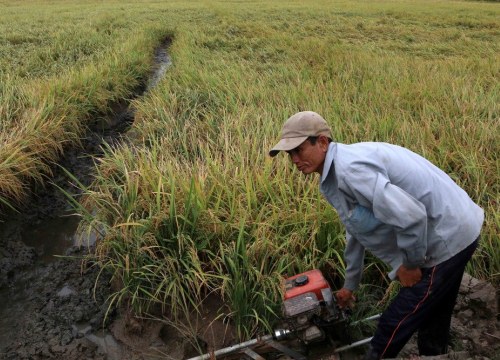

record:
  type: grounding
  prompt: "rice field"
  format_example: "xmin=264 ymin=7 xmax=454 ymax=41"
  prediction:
xmin=1 ymin=0 xmax=499 ymax=341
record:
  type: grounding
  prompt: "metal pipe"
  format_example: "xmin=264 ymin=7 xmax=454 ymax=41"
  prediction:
xmin=186 ymin=334 xmax=273 ymax=360
xmin=273 ymin=328 xmax=293 ymax=341
xmin=334 ymin=337 xmax=373 ymax=353
xmin=187 ymin=313 xmax=380 ymax=360
xmin=350 ymin=313 xmax=381 ymax=325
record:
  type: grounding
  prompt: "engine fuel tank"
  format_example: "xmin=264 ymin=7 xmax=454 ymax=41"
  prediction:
xmin=284 ymin=269 xmax=330 ymax=301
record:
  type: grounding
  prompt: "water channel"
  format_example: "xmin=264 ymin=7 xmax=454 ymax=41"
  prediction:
xmin=0 ymin=41 xmax=171 ymax=358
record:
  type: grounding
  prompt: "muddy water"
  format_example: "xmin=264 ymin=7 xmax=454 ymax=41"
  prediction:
xmin=0 ymin=42 xmax=171 ymax=359
xmin=21 ymin=215 xmax=82 ymax=263
xmin=147 ymin=45 xmax=172 ymax=91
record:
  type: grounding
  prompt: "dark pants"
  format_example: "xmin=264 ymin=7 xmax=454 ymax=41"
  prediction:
xmin=370 ymin=239 xmax=478 ymax=359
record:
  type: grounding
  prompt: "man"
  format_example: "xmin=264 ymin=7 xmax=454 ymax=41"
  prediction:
xmin=269 ymin=111 xmax=484 ymax=359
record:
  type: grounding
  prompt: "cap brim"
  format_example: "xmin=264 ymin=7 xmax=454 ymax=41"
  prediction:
xmin=269 ymin=136 xmax=308 ymax=157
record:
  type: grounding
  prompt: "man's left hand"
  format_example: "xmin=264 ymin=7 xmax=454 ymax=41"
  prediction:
xmin=396 ymin=265 xmax=422 ymax=287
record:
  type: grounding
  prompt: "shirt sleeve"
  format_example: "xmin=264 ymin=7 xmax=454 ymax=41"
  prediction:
xmin=342 ymin=165 xmax=428 ymax=269
xmin=343 ymin=231 xmax=365 ymax=291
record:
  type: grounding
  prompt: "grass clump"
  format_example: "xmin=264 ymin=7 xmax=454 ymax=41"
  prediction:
xmin=76 ymin=140 xmax=344 ymax=337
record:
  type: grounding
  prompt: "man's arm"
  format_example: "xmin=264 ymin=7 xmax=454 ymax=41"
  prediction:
xmin=337 ymin=232 xmax=364 ymax=307
xmin=344 ymin=232 xmax=365 ymax=287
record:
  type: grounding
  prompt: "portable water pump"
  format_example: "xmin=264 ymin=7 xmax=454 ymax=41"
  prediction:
xmin=274 ymin=269 xmax=349 ymax=344
xmin=188 ymin=269 xmax=379 ymax=360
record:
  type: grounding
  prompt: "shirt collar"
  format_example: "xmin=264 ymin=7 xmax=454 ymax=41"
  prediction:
xmin=321 ymin=142 xmax=337 ymax=184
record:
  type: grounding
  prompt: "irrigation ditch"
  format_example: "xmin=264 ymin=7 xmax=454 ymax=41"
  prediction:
xmin=0 ymin=40 xmax=187 ymax=359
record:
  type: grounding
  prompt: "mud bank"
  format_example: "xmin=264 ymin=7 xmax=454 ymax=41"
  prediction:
xmin=0 ymin=247 xmax=113 ymax=359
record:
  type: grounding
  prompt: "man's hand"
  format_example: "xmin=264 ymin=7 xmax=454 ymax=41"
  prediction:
xmin=396 ymin=265 xmax=422 ymax=287
xmin=336 ymin=288 xmax=356 ymax=308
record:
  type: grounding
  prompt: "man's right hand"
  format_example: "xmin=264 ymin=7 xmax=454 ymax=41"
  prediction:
xmin=396 ymin=265 xmax=422 ymax=287
xmin=336 ymin=287 xmax=356 ymax=308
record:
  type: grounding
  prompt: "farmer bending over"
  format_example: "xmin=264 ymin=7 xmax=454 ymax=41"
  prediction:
xmin=269 ymin=111 xmax=484 ymax=359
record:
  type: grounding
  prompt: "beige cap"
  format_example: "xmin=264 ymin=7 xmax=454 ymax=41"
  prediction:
xmin=269 ymin=111 xmax=331 ymax=157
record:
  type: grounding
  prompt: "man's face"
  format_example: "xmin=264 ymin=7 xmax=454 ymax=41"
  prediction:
xmin=286 ymin=136 xmax=329 ymax=175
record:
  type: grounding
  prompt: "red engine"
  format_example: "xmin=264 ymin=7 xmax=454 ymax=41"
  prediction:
xmin=284 ymin=269 xmax=331 ymax=301
xmin=278 ymin=269 xmax=344 ymax=344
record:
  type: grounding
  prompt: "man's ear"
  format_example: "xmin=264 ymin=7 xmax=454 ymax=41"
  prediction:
xmin=318 ymin=135 xmax=329 ymax=152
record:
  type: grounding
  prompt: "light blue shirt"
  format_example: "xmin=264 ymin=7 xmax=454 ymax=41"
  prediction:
xmin=320 ymin=142 xmax=484 ymax=291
